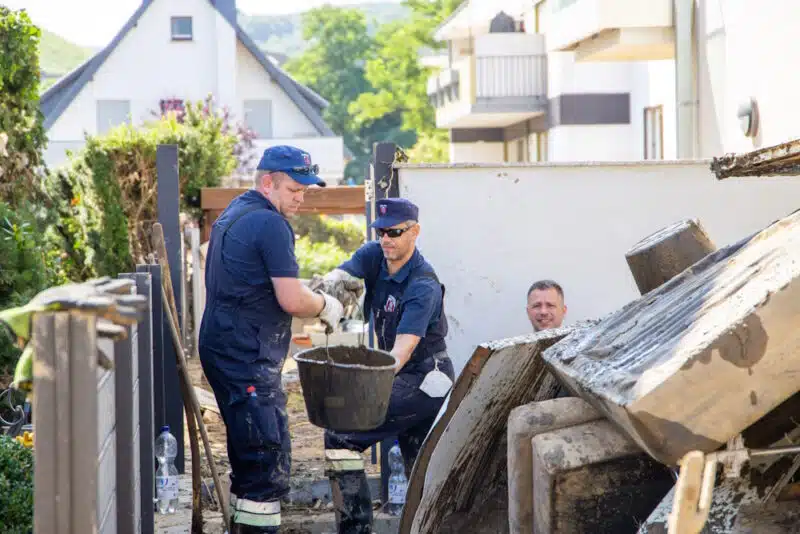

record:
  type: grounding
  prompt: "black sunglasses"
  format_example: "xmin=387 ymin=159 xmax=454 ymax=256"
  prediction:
xmin=281 ymin=164 xmax=319 ymax=175
xmin=376 ymin=223 xmax=416 ymax=238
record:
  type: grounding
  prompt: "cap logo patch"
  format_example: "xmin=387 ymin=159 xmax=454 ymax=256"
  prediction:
xmin=303 ymin=153 xmax=311 ymax=166
xmin=380 ymin=205 xmax=387 ymax=215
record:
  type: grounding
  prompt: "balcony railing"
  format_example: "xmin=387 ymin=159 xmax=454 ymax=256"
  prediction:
xmin=474 ymin=55 xmax=547 ymax=100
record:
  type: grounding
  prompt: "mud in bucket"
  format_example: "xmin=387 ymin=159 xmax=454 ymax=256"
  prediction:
xmin=293 ymin=345 xmax=397 ymax=432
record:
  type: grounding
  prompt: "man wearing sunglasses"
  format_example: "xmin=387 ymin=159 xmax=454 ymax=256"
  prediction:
xmin=198 ymin=145 xmax=344 ymax=534
xmin=312 ymin=197 xmax=454 ymax=533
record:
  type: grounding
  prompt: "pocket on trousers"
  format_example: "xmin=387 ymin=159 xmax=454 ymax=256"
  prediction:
xmin=230 ymin=395 xmax=288 ymax=451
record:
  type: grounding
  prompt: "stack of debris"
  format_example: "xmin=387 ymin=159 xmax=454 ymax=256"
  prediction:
xmin=399 ymin=140 xmax=800 ymax=534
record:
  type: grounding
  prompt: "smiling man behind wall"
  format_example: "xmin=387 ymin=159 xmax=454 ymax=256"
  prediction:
xmin=526 ymin=279 xmax=567 ymax=331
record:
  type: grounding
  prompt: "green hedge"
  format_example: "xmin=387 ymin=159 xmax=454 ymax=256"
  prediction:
xmin=47 ymin=99 xmax=242 ymax=278
xmin=0 ymin=436 xmax=34 ymax=534
xmin=293 ymin=214 xmax=365 ymax=278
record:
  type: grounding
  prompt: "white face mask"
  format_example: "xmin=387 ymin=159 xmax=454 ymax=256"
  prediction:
xmin=419 ymin=360 xmax=453 ymax=398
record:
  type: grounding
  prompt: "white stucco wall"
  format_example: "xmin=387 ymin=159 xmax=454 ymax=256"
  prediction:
xmin=398 ymin=161 xmax=800 ymax=376
xmin=696 ymin=0 xmax=800 ymax=157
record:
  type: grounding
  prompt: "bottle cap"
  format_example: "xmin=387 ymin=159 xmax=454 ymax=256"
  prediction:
xmin=247 ymin=385 xmax=256 ymax=394
xmin=161 ymin=425 xmax=169 ymax=433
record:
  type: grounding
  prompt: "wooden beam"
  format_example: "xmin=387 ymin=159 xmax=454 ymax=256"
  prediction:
xmin=200 ymin=186 xmax=366 ymax=213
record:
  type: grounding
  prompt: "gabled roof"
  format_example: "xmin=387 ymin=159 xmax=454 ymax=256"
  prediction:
xmin=39 ymin=0 xmax=336 ymax=139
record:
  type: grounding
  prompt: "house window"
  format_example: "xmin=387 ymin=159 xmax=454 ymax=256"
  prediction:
xmin=96 ymin=100 xmax=131 ymax=134
xmin=244 ymin=100 xmax=273 ymax=139
xmin=171 ymin=16 xmax=193 ymax=40
xmin=644 ymin=105 xmax=664 ymax=160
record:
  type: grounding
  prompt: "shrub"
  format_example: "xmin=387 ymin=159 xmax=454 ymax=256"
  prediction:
xmin=49 ymin=99 xmax=243 ymax=277
xmin=293 ymin=214 xmax=365 ymax=252
xmin=0 ymin=436 xmax=34 ymax=534
xmin=0 ymin=201 xmax=50 ymax=375
xmin=295 ymin=236 xmax=352 ymax=279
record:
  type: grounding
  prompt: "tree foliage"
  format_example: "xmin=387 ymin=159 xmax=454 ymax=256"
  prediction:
xmin=0 ymin=437 xmax=33 ymax=534
xmin=0 ymin=7 xmax=47 ymax=205
xmin=286 ymin=0 xmax=463 ymax=181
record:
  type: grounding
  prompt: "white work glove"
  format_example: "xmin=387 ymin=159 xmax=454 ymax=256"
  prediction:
xmin=309 ymin=269 xmax=364 ymax=312
xmin=317 ymin=291 xmax=344 ymax=333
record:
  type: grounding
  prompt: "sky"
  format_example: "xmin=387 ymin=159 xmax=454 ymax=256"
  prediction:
xmin=5 ymin=0 xmax=399 ymax=48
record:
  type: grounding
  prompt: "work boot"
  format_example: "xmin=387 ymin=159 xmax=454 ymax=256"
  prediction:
xmin=229 ymin=494 xmax=281 ymax=534
xmin=326 ymin=449 xmax=373 ymax=534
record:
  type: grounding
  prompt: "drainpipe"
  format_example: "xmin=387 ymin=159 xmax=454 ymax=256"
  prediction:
xmin=674 ymin=0 xmax=698 ymax=158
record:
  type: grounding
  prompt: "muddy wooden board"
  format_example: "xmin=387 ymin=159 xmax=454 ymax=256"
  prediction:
xmin=401 ymin=324 xmax=593 ymax=534
xmin=542 ymin=209 xmax=800 ymax=465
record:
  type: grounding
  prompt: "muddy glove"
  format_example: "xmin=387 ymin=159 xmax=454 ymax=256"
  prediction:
xmin=317 ymin=291 xmax=344 ymax=334
xmin=309 ymin=269 xmax=364 ymax=314
xmin=0 ymin=277 xmax=148 ymax=393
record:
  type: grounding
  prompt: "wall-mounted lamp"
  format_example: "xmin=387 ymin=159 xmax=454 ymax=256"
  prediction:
xmin=737 ymin=98 xmax=759 ymax=138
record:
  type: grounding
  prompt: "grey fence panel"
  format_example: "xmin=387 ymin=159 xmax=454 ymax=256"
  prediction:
xmin=126 ymin=270 xmax=156 ymax=534
xmin=97 ymin=336 xmax=117 ymax=534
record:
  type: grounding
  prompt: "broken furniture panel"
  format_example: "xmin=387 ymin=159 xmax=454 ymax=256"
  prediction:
xmin=531 ymin=419 xmax=674 ymax=534
xmin=507 ymin=398 xmax=602 ymax=534
xmin=404 ymin=325 xmax=592 ymax=534
xmin=543 ymin=209 xmax=800 ymax=466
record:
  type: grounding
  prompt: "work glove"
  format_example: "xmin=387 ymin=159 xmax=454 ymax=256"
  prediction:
xmin=317 ymin=291 xmax=345 ymax=334
xmin=309 ymin=269 xmax=364 ymax=316
xmin=0 ymin=277 xmax=148 ymax=394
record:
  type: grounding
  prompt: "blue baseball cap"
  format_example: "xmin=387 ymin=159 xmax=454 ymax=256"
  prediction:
xmin=370 ymin=198 xmax=419 ymax=229
xmin=256 ymin=145 xmax=326 ymax=187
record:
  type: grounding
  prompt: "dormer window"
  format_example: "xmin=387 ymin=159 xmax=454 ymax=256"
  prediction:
xmin=171 ymin=16 xmax=193 ymax=41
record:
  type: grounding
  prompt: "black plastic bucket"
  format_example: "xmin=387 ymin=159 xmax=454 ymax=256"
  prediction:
xmin=293 ymin=345 xmax=397 ymax=432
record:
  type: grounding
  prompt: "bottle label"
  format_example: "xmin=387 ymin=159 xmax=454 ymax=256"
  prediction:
xmin=156 ymin=475 xmax=179 ymax=500
xmin=388 ymin=480 xmax=407 ymax=504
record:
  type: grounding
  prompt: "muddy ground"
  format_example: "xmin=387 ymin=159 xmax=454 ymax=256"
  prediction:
xmin=184 ymin=354 xmax=381 ymax=532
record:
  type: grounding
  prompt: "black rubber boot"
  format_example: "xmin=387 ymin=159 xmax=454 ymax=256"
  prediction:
xmin=329 ymin=469 xmax=373 ymax=534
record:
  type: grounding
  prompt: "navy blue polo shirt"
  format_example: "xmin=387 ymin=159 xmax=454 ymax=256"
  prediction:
xmin=338 ymin=241 xmax=446 ymax=367
xmin=220 ymin=190 xmax=299 ymax=286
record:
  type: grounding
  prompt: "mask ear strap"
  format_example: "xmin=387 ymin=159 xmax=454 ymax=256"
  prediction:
xmin=433 ymin=358 xmax=440 ymax=371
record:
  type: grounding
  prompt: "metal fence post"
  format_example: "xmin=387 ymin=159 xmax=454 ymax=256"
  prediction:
xmin=139 ymin=263 xmax=185 ymax=473
xmin=371 ymin=141 xmax=401 ymax=504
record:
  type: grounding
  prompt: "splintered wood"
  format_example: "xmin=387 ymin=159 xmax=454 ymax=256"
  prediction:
xmin=542 ymin=209 xmax=800 ymax=466
xmin=404 ymin=325 xmax=590 ymax=534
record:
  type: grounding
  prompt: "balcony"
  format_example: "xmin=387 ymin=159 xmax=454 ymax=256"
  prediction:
xmin=547 ymin=0 xmax=675 ymax=62
xmin=427 ymin=33 xmax=548 ymax=129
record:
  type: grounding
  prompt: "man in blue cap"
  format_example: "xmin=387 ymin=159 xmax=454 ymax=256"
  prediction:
xmin=198 ymin=146 xmax=345 ymax=533
xmin=312 ymin=197 xmax=455 ymax=533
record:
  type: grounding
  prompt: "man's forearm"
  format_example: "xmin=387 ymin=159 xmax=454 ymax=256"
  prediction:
xmin=391 ymin=334 xmax=421 ymax=374
xmin=272 ymin=277 xmax=326 ymax=318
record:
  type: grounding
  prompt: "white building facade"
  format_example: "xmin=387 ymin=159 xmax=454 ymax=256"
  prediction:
xmin=40 ymin=0 xmax=349 ymax=182
xmin=426 ymin=0 xmax=800 ymax=164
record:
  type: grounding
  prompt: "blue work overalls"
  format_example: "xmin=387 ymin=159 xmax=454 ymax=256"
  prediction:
xmin=324 ymin=253 xmax=455 ymax=476
xmin=198 ymin=192 xmax=293 ymax=521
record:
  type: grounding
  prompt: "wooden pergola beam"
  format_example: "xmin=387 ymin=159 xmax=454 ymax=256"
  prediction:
xmin=200 ymin=186 xmax=366 ymax=241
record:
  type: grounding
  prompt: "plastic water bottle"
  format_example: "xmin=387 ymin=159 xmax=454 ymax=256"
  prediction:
xmin=386 ymin=441 xmax=407 ymax=515
xmin=154 ymin=425 xmax=180 ymax=514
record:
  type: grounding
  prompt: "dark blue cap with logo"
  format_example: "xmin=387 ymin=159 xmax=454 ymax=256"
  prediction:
xmin=370 ymin=198 xmax=419 ymax=229
xmin=256 ymin=145 xmax=326 ymax=187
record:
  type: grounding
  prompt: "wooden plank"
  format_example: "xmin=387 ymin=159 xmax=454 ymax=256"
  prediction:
xmin=406 ymin=326 xmax=587 ymax=534
xmin=69 ymin=312 xmax=99 ymax=534
xmin=194 ymin=385 xmax=220 ymax=416
xmin=33 ymin=313 xmax=58 ymax=534
xmin=543 ymin=209 xmax=800 ymax=466
xmin=200 ymin=185 xmax=365 ymax=212
xmin=711 ymin=138 xmax=800 ymax=180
